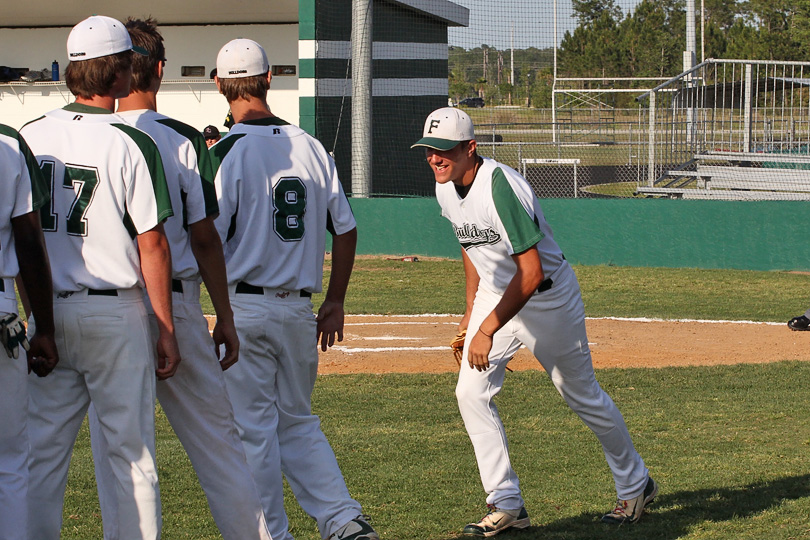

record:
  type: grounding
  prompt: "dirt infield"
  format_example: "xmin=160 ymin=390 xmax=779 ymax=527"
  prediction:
xmin=314 ymin=315 xmax=810 ymax=374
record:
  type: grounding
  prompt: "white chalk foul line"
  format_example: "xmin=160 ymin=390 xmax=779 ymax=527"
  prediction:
xmin=330 ymin=346 xmax=449 ymax=354
xmin=345 ymin=315 xmax=784 ymax=326
xmin=590 ymin=316 xmax=784 ymax=326
xmin=345 ymin=321 xmax=457 ymax=326
xmin=358 ymin=336 xmax=426 ymax=341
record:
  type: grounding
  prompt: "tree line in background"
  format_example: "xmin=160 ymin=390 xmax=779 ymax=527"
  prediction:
xmin=449 ymin=0 xmax=810 ymax=109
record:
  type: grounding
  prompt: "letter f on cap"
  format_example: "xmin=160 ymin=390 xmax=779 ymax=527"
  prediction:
xmin=427 ymin=119 xmax=441 ymax=134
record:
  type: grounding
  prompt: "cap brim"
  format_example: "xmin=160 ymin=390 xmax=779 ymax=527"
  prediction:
xmin=410 ymin=137 xmax=462 ymax=151
xmin=132 ymin=45 xmax=148 ymax=56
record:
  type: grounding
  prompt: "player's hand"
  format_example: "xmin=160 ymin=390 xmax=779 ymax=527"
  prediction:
xmin=316 ymin=299 xmax=345 ymax=352
xmin=155 ymin=331 xmax=181 ymax=380
xmin=213 ymin=318 xmax=239 ymax=371
xmin=467 ymin=328 xmax=493 ymax=372
xmin=27 ymin=331 xmax=59 ymax=377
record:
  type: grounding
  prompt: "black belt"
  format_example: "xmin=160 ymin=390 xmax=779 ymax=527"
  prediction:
xmin=537 ymin=278 xmax=553 ymax=294
xmin=235 ymin=281 xmax=311 ymax=298
xmin=88 ymin=288 xmax=117 ymax=296
xmin=89 ymin=280 xmax=181 ymax=296
xmin=0 ymin=280 xmax=4 ymax=292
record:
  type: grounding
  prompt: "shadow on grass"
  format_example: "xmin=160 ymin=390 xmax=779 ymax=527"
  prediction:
xmin=436 ymin=474 xmax=810 ymax=540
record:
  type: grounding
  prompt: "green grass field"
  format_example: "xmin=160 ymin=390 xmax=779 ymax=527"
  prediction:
xmin=61 ymin=261 xmax=810 ymax=539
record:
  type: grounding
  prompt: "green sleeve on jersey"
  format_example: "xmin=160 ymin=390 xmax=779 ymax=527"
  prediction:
xmin=491 ymin=167 xmax=545 ymax=254
xmin=208 ymin=133 xmax=246 ymax=177
xmin=0 ymin=124 xmax=49 ymax=212
xmin=111 ymin=123 xmax=174 ymax=224
xmin=156 ymin=118 xmax=218 ymax=217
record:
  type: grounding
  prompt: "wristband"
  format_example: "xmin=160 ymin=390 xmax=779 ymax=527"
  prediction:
xmin=478 ymin=328 xmax=493 ymax=338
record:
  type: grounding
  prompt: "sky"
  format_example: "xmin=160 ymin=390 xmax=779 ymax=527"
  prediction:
xmin=448 ymin=0 xmax=645 ymax=50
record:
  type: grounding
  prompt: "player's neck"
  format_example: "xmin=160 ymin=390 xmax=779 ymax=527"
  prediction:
xmin=456 ymin=155 xmax=483 ymax=189
xmin=75 ymin=95 xmax=116 ymax=112
xmin=228 ymin=98 xmax=275 ymax=124
xmin=118 ymin=91 xmax=158 ymax=113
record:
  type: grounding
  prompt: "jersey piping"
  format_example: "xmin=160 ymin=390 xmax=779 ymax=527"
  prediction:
xmin=0 ymin=125 xmax=49 ymax=212
xmin=156 ymin=118 xmax=218 ymax=218
xmin=210 ymin=133 xmax=247 ymax=177
xmin=491 ymin=167 xmax=545 ymax=254
xmin=111 ymin=123 xmax=173 ymax=224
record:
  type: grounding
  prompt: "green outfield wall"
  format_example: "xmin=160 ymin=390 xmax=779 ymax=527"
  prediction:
xmin=341 ymin=198 xmax=810 ymax=271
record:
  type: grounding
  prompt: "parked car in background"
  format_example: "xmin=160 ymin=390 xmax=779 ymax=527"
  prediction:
xmin=459 ymin=97 xmax=485 ymax=108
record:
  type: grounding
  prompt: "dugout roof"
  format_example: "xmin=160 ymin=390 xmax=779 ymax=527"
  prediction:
xmin=0 ymin=0 xmax=467 ymax=27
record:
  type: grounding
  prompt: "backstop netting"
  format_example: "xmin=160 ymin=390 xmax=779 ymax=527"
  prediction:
xmin=311 ymin=0 xmax=656 ymax=198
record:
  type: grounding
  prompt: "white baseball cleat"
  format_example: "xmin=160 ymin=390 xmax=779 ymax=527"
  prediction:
xmin=462 ymin=505 xmax=530 ymax=537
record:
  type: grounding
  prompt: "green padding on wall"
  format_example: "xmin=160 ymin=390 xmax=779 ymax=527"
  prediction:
xmin=298 ymin=0 xmax=315 ymax=40
xmin=542 ymin=199 xmax=810 ymax=271
xmin=335 ymin=198 xmax=810 ymax=271
xmin=299 ymin=58 xmax=315 ymax=79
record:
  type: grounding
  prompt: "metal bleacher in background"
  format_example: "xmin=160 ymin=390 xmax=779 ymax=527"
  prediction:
xmin=637 ymin=59 xmax=810 ymax=200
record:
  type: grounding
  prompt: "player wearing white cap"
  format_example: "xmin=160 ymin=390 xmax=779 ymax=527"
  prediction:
xmin=0 ymin=125 xmax=57 ymax=540
xmin=210 ymin=38 xmax=378 ymax=540
xmin=86 ymin=18 xmax=272 ymax=540
xmin=20 ymin=15 xmax=179 ymax=540
xmin=412 ymin=107 xmax=657 ymax=537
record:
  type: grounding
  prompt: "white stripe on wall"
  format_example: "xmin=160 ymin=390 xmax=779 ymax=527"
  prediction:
xmin=314 ymin=41 xmax=447 ymax=60
xmin=299 ymin=39 xmax=316 ymax=60
xmin=299 ymin=77 xmax=316 ymax=97
xmin=316 ymin=77 xmax=448 ymax=97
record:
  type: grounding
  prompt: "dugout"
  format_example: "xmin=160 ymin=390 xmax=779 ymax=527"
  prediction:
xmin=0 ymin=0 xmax=469 ymax=198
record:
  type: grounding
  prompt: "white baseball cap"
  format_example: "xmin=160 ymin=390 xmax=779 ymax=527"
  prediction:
xmin=67 ymin=15 xmax=147 ymax=62
xmin=411 ymin=107 xmax=476 ymax=151
xmin=216 ymin=38 xmax=269 ymax=79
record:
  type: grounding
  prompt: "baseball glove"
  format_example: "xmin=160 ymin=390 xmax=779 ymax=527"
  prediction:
xmin=450 ymin=329 xmax=466 ymax=366
xmin=0 ymin=313 xmax=29 ymax=359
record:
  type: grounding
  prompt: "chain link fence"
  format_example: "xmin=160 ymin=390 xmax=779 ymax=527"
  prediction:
xmin=468 ymin=109 xmax=649 ymax=198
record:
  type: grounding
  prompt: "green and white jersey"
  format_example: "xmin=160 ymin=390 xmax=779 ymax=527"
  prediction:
xmin=436 ymin=157 xmax=565 ymax=295
xmin=118 ymin=109 xmax=218 ymax=281
xmin=211 ymin=117 xmax=355 ymax=292
xmin=0 ymin=125 xmax=49 ymax=294
xmin=20 ymin=103 xmax=173 ymax=292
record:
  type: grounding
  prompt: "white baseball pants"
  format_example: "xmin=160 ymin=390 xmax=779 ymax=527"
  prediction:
xmin=26 ymin=288 xmax=160 ymax=540
xmin=224 ymin=288 xmax=362 ymax=540
xmin=88 ymin=282 xmax=273 ymax=540
xmin=457 ymin=261 xmax=649 ymax=510
xmin=0 ymin=280 xmax=27 ymax=540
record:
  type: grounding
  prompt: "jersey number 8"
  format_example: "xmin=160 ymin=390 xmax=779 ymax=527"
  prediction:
xmin=273 ymin=177 xmax=306 ymax=242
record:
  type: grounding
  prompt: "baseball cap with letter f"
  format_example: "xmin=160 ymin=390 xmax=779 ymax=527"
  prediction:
xmin=67 ymin=15 xmax=148 ymax=61
xmin=411 ymin=107 xmax=476 ymax=151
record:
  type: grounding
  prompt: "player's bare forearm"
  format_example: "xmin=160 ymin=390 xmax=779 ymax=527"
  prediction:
xmin=189 ymin=218 xmax=234 ymax=323
xmin=189 ymin=218 xmax=239 ymax=369
xmin=324 ymin=227 xmax=356 ymax=304
xmin=317 ymin=227 xmax=356 ymax=351
xmin=138 ymin=225 xmax=181 ymax=379
xmin=12 ymin=211 xmax=55 ymax=335
xmin=467 ymin=247 xmax=543 ymax=371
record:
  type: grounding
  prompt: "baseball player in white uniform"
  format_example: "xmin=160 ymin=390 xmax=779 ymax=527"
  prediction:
xmin=86 ymin=18 xmax=272 ymax=540
xmin=210 ymin=39 xmax=378 ymax=540
xmin=20 ymin=15 xmax=180 ymax=540
xmin=412 ymin=107 xmax=657 ymax=537
xmin=0 ymin=125 xmax=57 ymax=540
